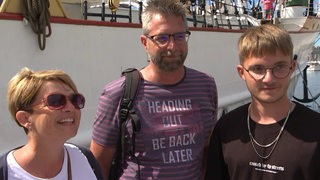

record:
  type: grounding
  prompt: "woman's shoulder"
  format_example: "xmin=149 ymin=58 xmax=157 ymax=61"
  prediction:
xmin=64 ymin=143 xmax=104 ymax=180
xmin=64 ymin=143 xmax=91 ymax=156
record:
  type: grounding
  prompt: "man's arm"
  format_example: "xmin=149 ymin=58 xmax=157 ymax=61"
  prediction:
xmin=90 ymin=140 xmax=116 ymax=180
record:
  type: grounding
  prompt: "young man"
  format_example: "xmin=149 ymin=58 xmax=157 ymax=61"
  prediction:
xmin=90 ymin=0 xmax=218 ymax=179
xmin=205 ymin=24 xmax=320 ymax=180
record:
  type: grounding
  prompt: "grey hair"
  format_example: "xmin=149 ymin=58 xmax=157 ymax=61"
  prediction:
xmin=141 ymin=0 xmax=188 ymax=35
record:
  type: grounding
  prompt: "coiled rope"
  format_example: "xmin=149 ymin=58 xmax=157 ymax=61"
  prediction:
xmin=22 ymin=0 xmax=52 ymax=50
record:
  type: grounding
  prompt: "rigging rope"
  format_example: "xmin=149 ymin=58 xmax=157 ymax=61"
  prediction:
xmin=23 ymin=0 xmax=52 ymax=50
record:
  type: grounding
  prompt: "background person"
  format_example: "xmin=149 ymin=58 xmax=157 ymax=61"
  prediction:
xmin=205 ymin=24 xmax=320 ymax=180
xmin=0 ymin=67 xmax=103 ymax=180
xmin=262 ymin=0 xmax=275 ymax=19
xmin=90 ymin=0 xmax=218 ymax=179
xmin=275 ymin=0 xmax=284 ymax=18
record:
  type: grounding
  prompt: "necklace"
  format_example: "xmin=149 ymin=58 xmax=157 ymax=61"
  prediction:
xmin=247 ymin=103 xmax=292 ymax=159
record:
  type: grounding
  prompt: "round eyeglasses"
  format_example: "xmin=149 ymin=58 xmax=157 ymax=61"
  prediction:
xmin=145 ymin=31 xmax=191 ymax=46
xmin=242 ymin=64 xmax=292 ymax=80
xmin=32 ymin=93 xmax=85 ymax=110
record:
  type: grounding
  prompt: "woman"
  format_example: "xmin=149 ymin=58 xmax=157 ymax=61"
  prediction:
xmin=0 ymin=67 xmax=103 ymax=180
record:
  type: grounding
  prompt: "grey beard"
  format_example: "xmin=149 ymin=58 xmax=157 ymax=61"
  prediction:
xmin=150 ymin=55 xmax=186 ymax=72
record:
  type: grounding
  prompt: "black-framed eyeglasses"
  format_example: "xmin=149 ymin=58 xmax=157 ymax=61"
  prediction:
xmin=32 ymin=93 xmax=85 ymax=110
xmin=242 ymin=64 xmax=292 ymax=80
xmin=145 ymin=31 xmax=191 ymax=46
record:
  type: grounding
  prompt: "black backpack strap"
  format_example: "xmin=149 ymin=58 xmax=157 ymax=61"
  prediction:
xmin=111 ymin=68 xmax=141 ymax=179
xmin=0 ymin=152 xmax=8 ymax=180
xmin=120 ymin=68 xmax=141 ymax=159
xmin=119 ymin=68 xmax=141 ymax=126
xmin=75 ymin=145 xmax=104 ymax=180
xmin=0 ymin=146 xmax=23 ymax=180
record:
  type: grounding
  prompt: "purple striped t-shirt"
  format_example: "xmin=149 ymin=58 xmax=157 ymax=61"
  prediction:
xmin=92 ymin=67 xmax=218 ymax=179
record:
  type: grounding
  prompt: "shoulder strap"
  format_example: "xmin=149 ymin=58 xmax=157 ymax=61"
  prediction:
xmin=76 ymin=145 xmax=104 ymax=180
xmin=0 ymin=152 xmax=8 ymax=180
xmin=119 ymin=68 xmax=141 ymax=125
xmin=0 ymin=147 xmax=22 ymax=180
xmin=119 ymin=67 xmax=141 ymax=157
xmin=119 ymin=68 xmax=141 ymax=134
xmin=111 ymin=68 xmax=141 ymax=179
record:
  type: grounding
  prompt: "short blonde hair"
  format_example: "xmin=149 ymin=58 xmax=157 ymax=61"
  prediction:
xmin=238 ymin=24 xmax=293 ymax=64
xmin=7 ymin=67 xmax=78 ymax=132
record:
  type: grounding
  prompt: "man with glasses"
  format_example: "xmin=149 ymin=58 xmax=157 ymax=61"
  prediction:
xmin=90 ymin=0 xmax=218 ymax=179
xmin=205 ymin=24 xmax=320 ymax=180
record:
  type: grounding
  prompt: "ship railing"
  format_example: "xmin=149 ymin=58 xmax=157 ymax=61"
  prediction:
xmin=82 ymin=0 xmax=142 ymax=23
xmin=81 ymin=0 xmax=254 ymax=29
xmin=80 ymin=0 xmax=260 ymax=29
xmin=80 ymin=0 xmax=319 ymax=29
xmin=185 ymin=0 xmax=254 ymax=29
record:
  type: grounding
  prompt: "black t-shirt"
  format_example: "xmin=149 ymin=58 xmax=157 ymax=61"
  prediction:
xmin=205 ymin=102 xmax=320 ymax=180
